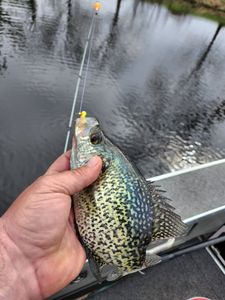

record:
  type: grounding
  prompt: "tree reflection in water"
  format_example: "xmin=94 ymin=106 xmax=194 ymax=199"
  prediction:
xmin=1 ymin=0 xmax=225 ymax=214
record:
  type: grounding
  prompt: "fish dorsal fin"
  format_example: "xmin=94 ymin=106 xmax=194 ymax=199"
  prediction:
xmin=147 ymin=181 xmax=188 ymax=241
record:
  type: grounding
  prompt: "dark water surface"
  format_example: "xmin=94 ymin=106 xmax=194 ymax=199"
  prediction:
xmin=1 ymin=0 xmax=225 ymax=214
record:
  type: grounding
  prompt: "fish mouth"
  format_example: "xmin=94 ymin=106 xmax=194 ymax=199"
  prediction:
xmin=75 ymin=116 xmax=99 ymax=138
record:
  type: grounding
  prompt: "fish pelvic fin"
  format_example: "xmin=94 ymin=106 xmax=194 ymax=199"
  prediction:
xmin=85 ymin=247 xmax=104 ymax=283
xmin=101 ymin=265 xmax=123 ymax=282
xmin=148 ymin=182 xmax=188 ymax=241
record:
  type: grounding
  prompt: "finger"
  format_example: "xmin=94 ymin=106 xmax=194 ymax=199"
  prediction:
xmin=51 ymin=156 xmax=102 ymax=195
xmin=46 ymin=151 xmax=71 ymax=175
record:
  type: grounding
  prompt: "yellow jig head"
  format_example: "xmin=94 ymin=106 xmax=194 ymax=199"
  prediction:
xmin=79 ymin=111 xmax=87 ymax=120
xmin=79 ymin=111 xmax=87 ymax=124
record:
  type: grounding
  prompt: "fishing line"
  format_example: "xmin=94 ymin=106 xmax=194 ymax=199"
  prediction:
xmin=64 ymin=11 xmax=97 ymax=153
xmin=78 ymin=16 xmax=97 ymax=113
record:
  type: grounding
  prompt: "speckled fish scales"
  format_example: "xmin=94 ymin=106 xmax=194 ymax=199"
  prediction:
xmin=71 ymin=116 xmax=187 ymax=278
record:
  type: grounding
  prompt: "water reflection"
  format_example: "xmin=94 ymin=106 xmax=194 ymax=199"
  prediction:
xmin=0 ymin=56 xmax=7 ymax=74
xmin=132 ymin=0 xmax=140 ymax=18
xmin=1 ymin=0 xmax=225 ymax=214
xmin=190 ymin=24 xmax=222 ymax=78
xmin=97 ymin=1 xmax=121 ymax=69
xmin=115 ymin=0 xmax=122 ymax=23
xmin=27 ymin=0 xmax=36 ymax=24
xmin=67 ymin=0 xmax=72 ymax=19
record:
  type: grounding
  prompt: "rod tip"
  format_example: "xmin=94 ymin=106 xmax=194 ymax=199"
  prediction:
xmin=93 ymin=1 xmax=102 ymax=12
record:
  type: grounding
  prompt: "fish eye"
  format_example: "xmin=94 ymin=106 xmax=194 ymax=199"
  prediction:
xmin=90 ymin=131 xmax=102 ymax=145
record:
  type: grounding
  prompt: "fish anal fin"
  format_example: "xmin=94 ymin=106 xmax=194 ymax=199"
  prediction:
xmin=144 ymin=253 xmax=161 ymax=268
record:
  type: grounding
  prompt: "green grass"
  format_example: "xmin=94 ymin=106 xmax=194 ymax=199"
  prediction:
xmin=194 ymin=11 xmax=225 ymax=24
xmin=143 ymin=0 xmax=225 ymax=24
xmin=165 ymin=1 xmax=193 ymax=14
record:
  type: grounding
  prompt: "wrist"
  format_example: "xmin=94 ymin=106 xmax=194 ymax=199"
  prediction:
xmin=0 ymin=218 xmax=42 ymax=300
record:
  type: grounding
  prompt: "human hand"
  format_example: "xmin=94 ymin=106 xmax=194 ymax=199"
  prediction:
xmin=0 ymin=152 xmax=102 ymax=299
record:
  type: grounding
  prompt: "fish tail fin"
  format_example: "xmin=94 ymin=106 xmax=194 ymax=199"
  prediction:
xmin=149 ymin=183 xmax=188 ymax=241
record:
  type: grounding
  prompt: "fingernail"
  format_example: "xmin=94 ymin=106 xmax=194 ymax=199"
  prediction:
xmin=87 ymin=156 xmax=99 ymax=167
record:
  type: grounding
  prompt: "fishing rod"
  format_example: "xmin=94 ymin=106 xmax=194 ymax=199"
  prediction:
xmin=64 ymin=2 xmax=101 ymax=153
xmin=63 ymin=0 xmax=225 ymax=284
xmin=160 ymin=235 xmax=225 ymax=262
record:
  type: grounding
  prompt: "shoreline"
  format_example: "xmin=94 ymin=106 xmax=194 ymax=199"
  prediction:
xmin=144 ymin=0 xmax=225 ymax=24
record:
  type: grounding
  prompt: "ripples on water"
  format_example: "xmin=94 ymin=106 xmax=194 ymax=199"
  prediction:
xmin=1 ymin=0 xmax=225 ymax=214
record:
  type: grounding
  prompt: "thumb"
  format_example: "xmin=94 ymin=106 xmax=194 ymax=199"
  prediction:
xmin=48 ymin=156 xmax=103 ymax=195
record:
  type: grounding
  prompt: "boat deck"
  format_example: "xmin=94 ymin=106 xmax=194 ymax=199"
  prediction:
xmin=50 ymin=161 xmax=225 ymax=300
xmin=89 ymin=249 xmax=225 ymax=300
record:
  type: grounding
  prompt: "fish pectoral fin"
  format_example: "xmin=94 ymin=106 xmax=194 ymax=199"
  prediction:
xmin=144 ymin=252 xmax=162 ymax=268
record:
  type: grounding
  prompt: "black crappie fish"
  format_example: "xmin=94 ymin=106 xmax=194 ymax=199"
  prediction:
xmin=70 ymin=113 xmax=187 ymax=281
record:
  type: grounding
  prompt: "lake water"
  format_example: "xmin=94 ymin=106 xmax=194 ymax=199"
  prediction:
xmin=1 ymin=0 xmax=225 ymax=214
